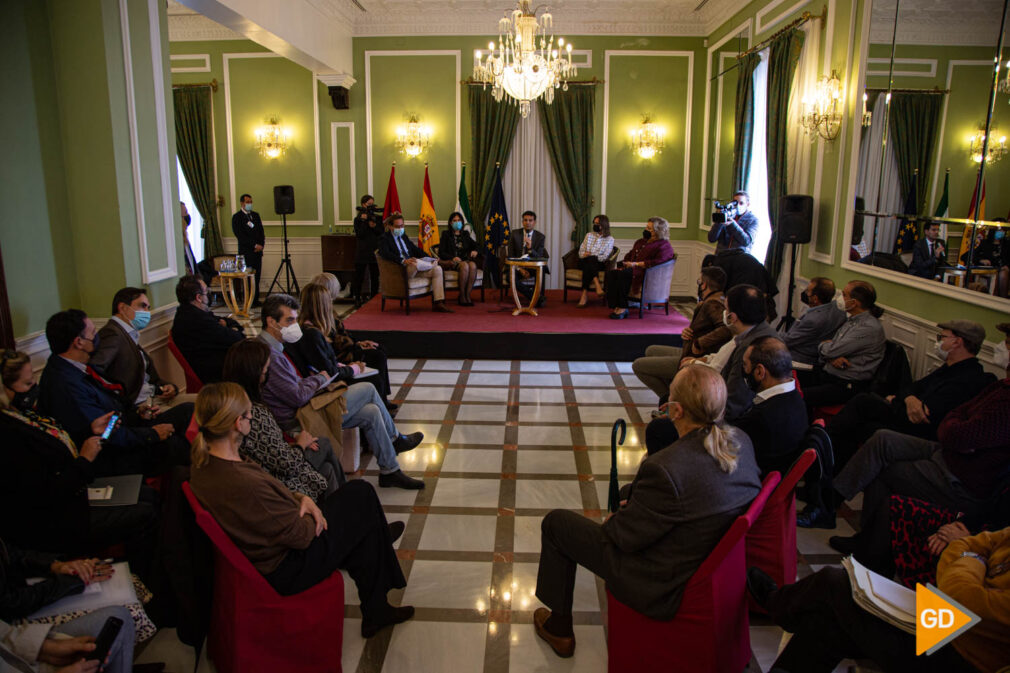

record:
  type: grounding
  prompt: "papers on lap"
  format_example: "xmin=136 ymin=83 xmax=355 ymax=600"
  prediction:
xmin=27 ymin=562 xmax=137 ymax=620
xmin=843 ymin=556 xmax=916 ymax=634
xmin=413 ymin=257 xmax=439 ymax=272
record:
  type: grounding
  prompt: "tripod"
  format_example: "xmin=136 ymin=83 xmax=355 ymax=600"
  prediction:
xmin=267 ymin=212 xmax=299 ymax=296
xmin=776 ymin=242 xmax=799 ymax=332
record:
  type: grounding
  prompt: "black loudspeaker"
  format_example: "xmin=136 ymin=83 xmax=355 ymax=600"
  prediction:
xmin=778 ymin=194 xmax=813 ymax=244
xmin=273 ymin=185 xmax=295 ymax=215
xmin=328 ymin=86 xmax=349 ymax=110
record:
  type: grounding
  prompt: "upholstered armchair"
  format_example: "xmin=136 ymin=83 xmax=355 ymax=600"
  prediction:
xmin=374 ymin=251 xmax=433 ymax=315
xmin=561 ymin=246 xmax=620 ymax=302
xmin=631 ymin=257 xmax=676 ymax=318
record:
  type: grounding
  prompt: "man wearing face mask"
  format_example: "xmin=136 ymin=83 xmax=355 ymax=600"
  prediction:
xmin=377 ymin=212 xmax=454 ymax=313
xmin=507 ymin=211 xmax=550 ymax=307
xmin=232 ymin=193 xmax=265 ymax=306
xmin=257 ymin=294 xmax=425 ymax=489
xmin=170 ymin=275 xmax=245 ymax=383
xmin=707 ymin=191 xmax=759 ymax=254
xmin=782 ymin=277 xmax=846 ymax=367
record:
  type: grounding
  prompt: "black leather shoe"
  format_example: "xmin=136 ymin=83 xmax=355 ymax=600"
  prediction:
xmin=796 ymin=506 xmax=836 ymax=529
xmin=378 ymin=470 xmax=425 ymax=489
xmin=393 ymin=431 xmax=423 ymax=454
xmin=433 ymin=302 xmax=454 ymax=313
xmin=829 ymin=534 xmax=861 ymax=555
xmin=361 ymin=605 xmax=415 ymax=638
xmin=746 ymin=567 xmax=778 ymax=611
xmin=384 ymin=399 xmax=401 ymax=416
xmin=533 ymin=608 xmax=575 ymax=658
xmin=388 ymin=520 xmax=405 ymax=543
xmin=609 ymin=310 xmax=628 ymax=320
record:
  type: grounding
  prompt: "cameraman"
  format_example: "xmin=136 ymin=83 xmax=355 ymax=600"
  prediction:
xmin=353 ymin=194 xmax=383 ymax=304
xmin=708 ymin=191 xmax=759 ymax=255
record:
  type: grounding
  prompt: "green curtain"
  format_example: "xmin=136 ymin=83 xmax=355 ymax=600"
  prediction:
xmin=732 ymin=53 xmax=762 ymax=192
xmin=889 ymin=92 xmax=944 ymax=215
xmin=538 ymin=85 xmax=596 ymax=244
xmin=764 ymin=28 xmax=805 ymax=282
xmin=173 ymin=86 xmax=223 ymax=257
xmin=468 ymin=85 xmax=520 ymax=246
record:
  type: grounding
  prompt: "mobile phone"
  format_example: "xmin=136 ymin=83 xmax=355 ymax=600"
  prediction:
xmin=100 ymin=413 xmax=120 ymax=440
xmin=86 ymin=616 xmax=123 ymax=663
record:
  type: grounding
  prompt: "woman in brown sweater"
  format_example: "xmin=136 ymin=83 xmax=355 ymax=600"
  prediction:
xmin=188 ymin=383 xmax=413 ymax=638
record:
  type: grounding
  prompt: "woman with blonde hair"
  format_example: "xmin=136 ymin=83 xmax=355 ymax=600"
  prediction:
xmin=531 ymin=364 xmax=760 ymax=658
xmin=604 ymin=216 xmax=676 ymax=319
xmin=304 ymin=273 xmax=395 ymax=411
xmin=188 ymin=382 xmax=415 ymax=637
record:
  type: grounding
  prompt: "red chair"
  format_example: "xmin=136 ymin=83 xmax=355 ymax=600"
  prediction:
xmin=167 ymin=333 xmax=203 ymax=394
xmin=607 ymin=471 xmax=781 ymax=673
xmin=745 ymin=449 xmax=817 ymax=612
xmin=181 ymin=482 xmax=344 ymax=673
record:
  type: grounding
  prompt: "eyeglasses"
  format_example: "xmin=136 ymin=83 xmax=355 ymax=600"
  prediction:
xmin=936 ymin=333 xmax=957 ymax=343
xmin=241 ymin=412 xmax=253 ymax=421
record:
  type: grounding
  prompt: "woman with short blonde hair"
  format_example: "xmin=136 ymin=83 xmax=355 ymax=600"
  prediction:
xmin=603 ymin=216 xmax=676 ymax=319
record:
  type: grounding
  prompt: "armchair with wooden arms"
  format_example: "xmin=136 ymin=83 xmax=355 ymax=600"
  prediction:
xmin=374 ymin=251 xmax=433 ymax=315
xmin=561 ymin=246 xmax=620 ymax=302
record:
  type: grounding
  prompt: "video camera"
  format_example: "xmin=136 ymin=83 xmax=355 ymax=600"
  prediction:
xmin=711 ymin=200 xmax=740 ymax=224
xmin=355 ymin=202 xmax=383 ymax=215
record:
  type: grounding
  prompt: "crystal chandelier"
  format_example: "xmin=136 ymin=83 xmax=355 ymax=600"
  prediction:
xmin=254 ymin=116 xmax=290 ymax=159
xmin=861 ymin=93 xmax=872 ymax=127
xmin=631 ymin=116 xmax=665 ymax=159
xmin=799 ymin=70 xmax=843 ymax=141
xmin=473 ymin=0 xmax=576 ymax=118
xmin=968 ymin=124 xmax=1007 ymax=165
xmin=999 ymin=59 xmax=1010 ymax=94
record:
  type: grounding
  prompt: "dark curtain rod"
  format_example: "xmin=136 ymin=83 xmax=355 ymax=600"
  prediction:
xmin=710 ymin=6 xmax=826 ymax=81
xmin=172 ymin=79 xmax=219 ymax=92
xmin=865 ymin=87 xmax=949 ymax=94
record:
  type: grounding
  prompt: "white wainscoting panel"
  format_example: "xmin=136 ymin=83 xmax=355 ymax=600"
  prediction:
xmin=222 ymin=237 xmax=324 ymax=291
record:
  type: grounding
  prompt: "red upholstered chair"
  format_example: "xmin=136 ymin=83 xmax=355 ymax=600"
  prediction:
xmin=167 ymin=333 xmax=203 ymax=394
xmin=606 ymin=471 xmax=781 ymax=673
xmin=745 ymin=449 xmax=818 ymax=612
xmin=181 ymin=482 xmax=344 ymax=673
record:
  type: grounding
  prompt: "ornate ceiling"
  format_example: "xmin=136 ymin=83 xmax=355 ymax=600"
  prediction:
xmin=869 ymin=0 xmax=1004 ymax=46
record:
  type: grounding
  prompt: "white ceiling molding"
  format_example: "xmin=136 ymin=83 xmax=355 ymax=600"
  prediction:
xmin=316 ymin=72 xmax=357 ymax=88
xmin=869 ymin=0 xmax=1003 ymax=46
xmin=167 ymin=13 xmax=246 ymax=41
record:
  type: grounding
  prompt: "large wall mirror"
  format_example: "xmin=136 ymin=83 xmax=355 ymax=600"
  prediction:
xmin=847 ymin=0 xmax=1009 ymax=307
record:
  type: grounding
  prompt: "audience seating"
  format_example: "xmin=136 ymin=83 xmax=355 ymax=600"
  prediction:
xmin=812 ymin=340 xmax=912 ymax=421
xmin=182 ymin=482 xmax=344 ymax=673
xmin=166 ymin=333 xmax=204 ymax=394
xmin=374 ymin=251 xmax=433 ymax=315
xmin=746 ymin=449 xmax=817 ymax=612
xmin=606 ymin=471 xmax=780 ymax=673
xmin=628 ymin=258 xmax=676 ymax=318
xmin=560 ymin=246 xmax=620 ymax=302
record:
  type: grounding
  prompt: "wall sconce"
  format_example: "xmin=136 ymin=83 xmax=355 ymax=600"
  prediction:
xmin=630 ymin=115 xmax=665 ymax=159
xmin=254 ymin=116 xmax=291 ymax=159
xmin=395 ymin=115 xmax=432 ymax=158
xmin=800 ymin=70 xmax=843 ymax=141
xmin=968 ymin=124 xmax=1007 ymax=165
xmin=861 ymin=93 xmax=872 ymax=127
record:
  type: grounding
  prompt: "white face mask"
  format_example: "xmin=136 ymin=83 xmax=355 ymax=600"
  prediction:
xmin=835 ymin=294 xmax=848 ymax=312
xmin=722 ymin=309 xmax=733 ymax=328
xmin=934 ymin=341 xmax=950 ymax=361
xmin=280 ymin=323 xmax=303 ymax=343
xmin=993 ymin=342 xmax=1010 ymax=370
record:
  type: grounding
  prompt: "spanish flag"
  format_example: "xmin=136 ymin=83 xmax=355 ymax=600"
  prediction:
xmin=958 ymin=180 xmax=986 ymax=264
xmin=418 ymin=164 xmax=440 ymax=255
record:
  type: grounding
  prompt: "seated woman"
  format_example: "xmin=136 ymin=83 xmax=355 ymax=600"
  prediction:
xmin=604 ymin=217 xmax=675 ymax=319
xmin=306 ymin=273 xmax=397 ymax=411
xmin=575 ymin=215 xmax=615 ymax=308
xmin=532 ymin=365 xmax=760 ymax=657
xmin=223 ymin=339 xmax=344 ymax=500
xmin=187 ymin=383 xmax=414 ymax=637
xmin=0 ymin=351 xmax=157 ymax=569
xmin=437 ymin=212 xmax=480 ymax=306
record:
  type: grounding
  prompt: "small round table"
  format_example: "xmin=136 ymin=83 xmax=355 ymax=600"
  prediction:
xmin=218 ymin=271 xmax=256 ymax=318
xmin=506 ymin=259 xmax=549 ymax=316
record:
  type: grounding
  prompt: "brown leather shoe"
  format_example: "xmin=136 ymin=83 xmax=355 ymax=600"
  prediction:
xmin=533 ymin=608 xmax=575 ymax=658
xmin=433 ymin=301 xmax=454 ymax=313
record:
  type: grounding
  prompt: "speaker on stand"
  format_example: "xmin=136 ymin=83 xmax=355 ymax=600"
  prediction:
xmin=267 ymin=185 xmax=299 ymax=296
xmin=776 ymin=194 xmax=813 ymax=332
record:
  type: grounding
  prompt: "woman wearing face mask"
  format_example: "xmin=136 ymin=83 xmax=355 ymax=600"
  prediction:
xmin=437 ymin=211 xmax=480 ymax=306
xmin=223 ymin=339 xmax=342 ymax=500
xmin=188 ymin=383 xmax=415 ymax=638
xmin=604 ymin=217 xmax=676 ymax=319
xmin=574 ymin=215 xmax=615 ymax=308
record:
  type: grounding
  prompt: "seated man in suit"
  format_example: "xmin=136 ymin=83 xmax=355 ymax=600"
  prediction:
xmin=908 ymin=221 xmax=946 ymax=279
xmin=734 ymin=336 xmax=808 ymax=476
xmin=376 ymin=212 xmax=453 ymax=313
xmin=507 ymin=210 xmax=550 ymax=306
xmin=38 ymin=309 xmax=190 ymax=476
xmin=170 ymin=275 xmax=245 ymax=383
xmin=783 ymin=277 xmax=846 ymax=367
xmin=702 ymin=248 xmax=778 ymax=321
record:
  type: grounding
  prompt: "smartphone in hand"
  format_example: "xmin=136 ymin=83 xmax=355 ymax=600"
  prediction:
xmin=86 ymin=616 xmax=123 ymax=663
xmin=100 ymin=413 xmax=120 ymax=440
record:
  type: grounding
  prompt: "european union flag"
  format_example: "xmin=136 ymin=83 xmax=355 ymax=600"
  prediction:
xmin=893 ymin=169 xmax=919 ymax=254
xmin=484 ymin=167 xmax=510 ymax=287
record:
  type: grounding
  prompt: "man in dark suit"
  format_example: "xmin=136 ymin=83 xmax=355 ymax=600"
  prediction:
xmin=38 ymin=309 xmax=190 ymax=476
xmin=231 ymin=192 xmax=265 ymax=305
xmin=702 ymin=248 xmax=778 ymax=321
xmin=735 ymin=336 xmax=808 ymax=475
xmin=908 ymin=221 xmax=946 ymax=279
xmin=170 ymin=275 xmax=245 ymax=383
xmin=507 ymin=210 xmax=550 ymax=305
xmin=376 ymin=212 xmax=453 ymax=313
xmin=783 ymin=276 xmax=846 ymax=366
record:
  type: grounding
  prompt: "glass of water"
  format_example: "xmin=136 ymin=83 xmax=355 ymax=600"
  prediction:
xmin=236 ymin=255 xmax=246 ymax=272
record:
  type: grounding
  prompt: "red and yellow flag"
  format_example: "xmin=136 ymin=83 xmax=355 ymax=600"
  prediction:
xmin=418 ymin=164 xmax=440 ymax=254
xmin=382 ymin=163 xmax=401 ymax=221
xmin=958 ymin=180 xmax=986 ymax=263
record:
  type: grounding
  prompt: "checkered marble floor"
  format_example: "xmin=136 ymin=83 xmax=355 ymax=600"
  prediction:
xmin=137 ymin=357 xmax=865 ymax=673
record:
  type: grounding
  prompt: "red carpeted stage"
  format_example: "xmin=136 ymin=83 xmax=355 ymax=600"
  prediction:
xmin=343 ymin=290 xmax=689 ymax=360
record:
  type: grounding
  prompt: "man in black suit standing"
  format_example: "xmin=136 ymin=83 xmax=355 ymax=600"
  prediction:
xmin=376 ymin=212 xmax=453 ymax=313
xmin=507 ymin=210 xmax=550 ymax=305
xmin=908 ymin=221 xmax=946 ymax=279
xmin=231 ymin=192 xmax=265 ymax=306
xmin=735 ymin=336 xmax=808 ymax=475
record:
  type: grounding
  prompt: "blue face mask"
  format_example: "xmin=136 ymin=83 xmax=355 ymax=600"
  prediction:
xmin=393 ymin=228 xmax=405 ymax=237
xmin=996 ymin=230 xmax=1006 ymax=241
xmin=451 ymin=221 xmax=463 ymax=231
xmin=131 ymin=310 xmax=151 ymax=330
xmin=243 ymin=202 xmax=253 ymax=213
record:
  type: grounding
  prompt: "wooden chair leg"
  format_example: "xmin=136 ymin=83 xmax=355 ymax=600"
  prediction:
xmin=405 ymin=296 xmax=410 ymax=315
xmin=639 ymin=302 xmax=644 ymax=319
xmin=381 ymin=296 xmax=386 ymax=311
xmin=665 ymin=302 xmax=669 ymax=315
xmin=563 ymin=285 xmax=568 ymax=302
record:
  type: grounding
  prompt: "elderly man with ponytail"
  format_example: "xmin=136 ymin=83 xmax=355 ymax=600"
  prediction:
xmin=188 ymin=383 xmax=415 ymax=638
xmin=531 ymin=365 xmax=761 ymax=658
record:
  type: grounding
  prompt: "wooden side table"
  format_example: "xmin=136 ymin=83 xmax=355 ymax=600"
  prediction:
xmin=219 ymin=271 xmax=256 ymax=318
xmin=506 ymin=259 xmax=548 ymax=316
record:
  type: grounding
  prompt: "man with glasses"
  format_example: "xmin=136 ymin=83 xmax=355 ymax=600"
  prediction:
xmin=170 ymin=274 xmax=246 ymax=383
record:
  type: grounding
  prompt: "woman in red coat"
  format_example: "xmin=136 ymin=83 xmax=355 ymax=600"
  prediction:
xmin=604 ymin=217 xmax=676 ymax=319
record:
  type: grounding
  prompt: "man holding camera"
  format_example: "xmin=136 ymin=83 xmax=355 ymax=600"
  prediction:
xmin=353 ymin=194 xmax=383 ymax=304
xmin=708 ymin=191 xmax=759 ymax=256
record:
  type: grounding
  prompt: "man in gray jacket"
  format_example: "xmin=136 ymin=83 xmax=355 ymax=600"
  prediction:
xmin=783 ymin=277 xmax=846 ymax=366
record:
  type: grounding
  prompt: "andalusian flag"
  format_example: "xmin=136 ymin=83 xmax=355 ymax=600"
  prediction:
xmin=958 ymin=180 xmax=986 ymax=264
xmin=418 ymin=164 xmax=440 ymax=254
xmin=456 ymin=163 xmax=474 ymax=235
xmin=382 ymin=163 xmax=402 ymax=221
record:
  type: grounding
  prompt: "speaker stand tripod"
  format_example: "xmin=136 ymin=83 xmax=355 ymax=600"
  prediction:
xmin=776 ymin=243 xmax=799 ymax=332
xmin=267 ymin=213 xmax=299 ymax=297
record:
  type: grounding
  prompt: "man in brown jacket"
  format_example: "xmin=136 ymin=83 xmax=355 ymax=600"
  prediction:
xmin=632 ymin=266 xmax=732 ymax=403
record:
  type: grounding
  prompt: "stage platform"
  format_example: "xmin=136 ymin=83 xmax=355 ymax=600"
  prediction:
xmin=343 ymin=289 xmax=689 ymax=360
